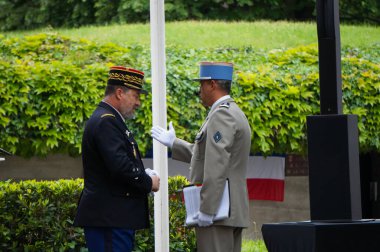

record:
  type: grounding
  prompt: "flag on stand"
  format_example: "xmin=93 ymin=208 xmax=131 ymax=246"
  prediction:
xmin=246 ymin=156 xmax=285 ymax=201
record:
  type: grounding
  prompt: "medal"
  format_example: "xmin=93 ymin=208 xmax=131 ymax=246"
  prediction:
xmin=132 ymin=142 xmax=137 ymax=158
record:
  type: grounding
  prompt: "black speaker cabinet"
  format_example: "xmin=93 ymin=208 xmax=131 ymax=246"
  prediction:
xmin=307 ymin=114 xmax=362 ymax=221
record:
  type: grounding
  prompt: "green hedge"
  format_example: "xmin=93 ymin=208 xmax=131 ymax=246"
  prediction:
xmin=0 ymin=176 xmax=195 ymax=251
xmin=0 ymin=33 xmax=379 ymax=156
xmin=0 ymin=0 xmax=378 ymax=31
xmin=236 ymin=45 xmax=380 ymax=154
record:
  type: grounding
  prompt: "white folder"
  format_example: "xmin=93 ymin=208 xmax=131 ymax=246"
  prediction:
xmin=183 ymin=180 xmax=230 ymax=226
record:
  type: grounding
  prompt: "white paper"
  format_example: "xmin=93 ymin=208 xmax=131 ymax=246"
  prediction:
xmin=183 ymin=180 xmax=230 ymax=226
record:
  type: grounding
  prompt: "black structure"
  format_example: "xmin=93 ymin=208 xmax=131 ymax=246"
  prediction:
xmin=308 ymin=0 xmax=361 ymax=222
xmin=262 ymin=220 xmax=380 ymax=252
xmin=308 ymin=114 xmax=361 ymax=220
xmin=316 ymin=0 xmax=342 ymax=114
xmin=262 ymin=0 xmax=380 ymax=251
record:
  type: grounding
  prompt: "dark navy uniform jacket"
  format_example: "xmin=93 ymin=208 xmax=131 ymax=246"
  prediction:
xmin=74 ymin=102 xmax=152 ymax=230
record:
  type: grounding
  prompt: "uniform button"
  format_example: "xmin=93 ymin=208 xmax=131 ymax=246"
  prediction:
xmin=134 ymin=177 xmax=139 ymax=180
xmin=126 ymin=193 xmax=130 ymax=196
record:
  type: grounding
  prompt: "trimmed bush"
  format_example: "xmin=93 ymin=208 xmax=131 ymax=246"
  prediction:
xmin=0 ymin=179 xmax=84 ymax=250
xmin=0 ymin=176 xmax=195 ymax=251
xmin=236 ymin=45 xmax=380 ymax=154
xmin=1 ymin=33 xmax=379 ymax=157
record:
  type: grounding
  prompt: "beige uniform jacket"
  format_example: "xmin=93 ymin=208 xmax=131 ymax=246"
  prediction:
xmin=172 ymin=98 xmax=251 ymax=227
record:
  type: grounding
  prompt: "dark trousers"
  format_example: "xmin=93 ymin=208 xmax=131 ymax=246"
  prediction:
xmin=84 ymin=227 xmax=135 ymax=252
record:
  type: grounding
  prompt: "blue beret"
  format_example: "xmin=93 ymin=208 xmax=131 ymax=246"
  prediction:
xmin=193 ymin=62 xmax=233 ymax=81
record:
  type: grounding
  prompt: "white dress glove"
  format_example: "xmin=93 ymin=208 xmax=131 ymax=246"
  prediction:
xmin=145 ymin=168 xmax=159 ymax=196
xmin=145 ymin=168 xmax=159 ymax=177
xmin=151 ymin=121 xmax=176 ymax=148
xmin=193 ymin=211 xmax=214 ymax=227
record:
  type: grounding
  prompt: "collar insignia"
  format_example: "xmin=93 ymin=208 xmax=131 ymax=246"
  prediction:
xmin=219 ymin=102 xmax=230 ymax=108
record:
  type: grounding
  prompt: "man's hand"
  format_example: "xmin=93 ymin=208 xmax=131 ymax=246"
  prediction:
xmin=193 ymin=211 xmax=214 ymax=227
xmin=151 ymin=175 xmax=160 ymax=192
xmin=145 ymin=168 xmax=159 ymax=177
xmin=146 ymin=168 xmax=160 ymax=193
xmin=151 ymin=121 xmax=176 ymax=148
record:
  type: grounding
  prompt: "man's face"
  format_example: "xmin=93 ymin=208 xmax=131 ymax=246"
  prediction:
xmin=118 ymin=88 xmax=141 ymax=119
xmin=199 ymin=80 xmax=213 ymax=107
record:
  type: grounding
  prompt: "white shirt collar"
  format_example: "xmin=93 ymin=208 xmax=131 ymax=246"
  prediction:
xmin=210 ymin=95 xmax=231 ymax=112
xmin=102 ymin=100 xmax=125 ymax=121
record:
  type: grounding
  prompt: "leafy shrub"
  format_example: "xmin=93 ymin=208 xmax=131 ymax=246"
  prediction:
xmin=0 ymin=179 xmax=84 ymax=250
xmin=0 ymin=176 xmax=195 ymax=251
xmin=0 ymin=33 xmax=379 ymax=157
xmin=0 ymin=33 xmax=132 ymax=157
xmin=235 ymin=45 xmax=380 ymax=154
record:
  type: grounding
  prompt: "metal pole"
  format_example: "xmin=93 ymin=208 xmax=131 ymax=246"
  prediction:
xmin=150 ymin=1 xmax=169 ymax=251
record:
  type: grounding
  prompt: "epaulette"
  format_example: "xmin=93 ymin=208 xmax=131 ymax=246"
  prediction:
xmin=219 ymin=102 xmax=230 ymax=109
xmin=101 ymin=113 xmax=115 ymax=118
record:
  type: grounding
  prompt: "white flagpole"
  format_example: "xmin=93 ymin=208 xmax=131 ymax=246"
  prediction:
xmin=150 ymin=1 xmax=169 ymax=252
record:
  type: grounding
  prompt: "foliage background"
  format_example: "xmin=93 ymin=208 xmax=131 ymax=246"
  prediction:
xmin=0 ymin=33 xmax=379 ymax=157
xmin=0 ymin=176 xmax=195 ymax=251
xmin=0 ymin=0 xmax=379 ymax=31
xmin=0 ymin=176 xmax=267 ymax=250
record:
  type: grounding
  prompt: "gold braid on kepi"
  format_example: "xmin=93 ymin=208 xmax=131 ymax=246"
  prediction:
xmin=107 ymin=66 xmax=148 ymax=94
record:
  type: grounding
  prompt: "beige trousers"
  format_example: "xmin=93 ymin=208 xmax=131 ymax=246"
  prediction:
xmin=195 ymin=226 xmax=243 ymax=252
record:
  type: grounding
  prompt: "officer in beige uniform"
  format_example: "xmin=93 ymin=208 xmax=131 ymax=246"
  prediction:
xmin=151 ymin=62 xmax=251 ymax=252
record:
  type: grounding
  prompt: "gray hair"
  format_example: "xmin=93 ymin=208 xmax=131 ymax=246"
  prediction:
xmin=215 ymin=80 xmax=232 ymax=94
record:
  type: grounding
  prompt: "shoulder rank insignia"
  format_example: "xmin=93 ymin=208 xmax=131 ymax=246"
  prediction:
xmin=219 ymin=102 xmax=230 ymax=109
xmin=101 ymin=113 xmax=115 ymax=118
xmin=213 ymin=131 xmax=222 ymax=143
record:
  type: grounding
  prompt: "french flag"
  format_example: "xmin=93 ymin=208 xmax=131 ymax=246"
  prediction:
xmin=246 ymin=156 xmax=285 ymax=202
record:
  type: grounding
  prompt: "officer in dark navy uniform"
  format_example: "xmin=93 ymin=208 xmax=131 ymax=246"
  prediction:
xmin=74 ymin=66 xmax=160 ymax=252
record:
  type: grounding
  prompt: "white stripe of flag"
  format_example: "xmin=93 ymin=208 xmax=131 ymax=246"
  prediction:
xmin=246 ymin=156 xmax=285 ymax=201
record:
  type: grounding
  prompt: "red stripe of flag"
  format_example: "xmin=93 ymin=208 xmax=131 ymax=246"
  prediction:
xmin=247 ymin=178 xmax=285 ymax=201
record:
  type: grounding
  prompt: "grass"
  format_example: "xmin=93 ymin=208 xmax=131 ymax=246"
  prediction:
xmin=2 ymin=21 xmax=379 ymax=50
xmin=242 ymin=239 xmax=268 ymax=252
